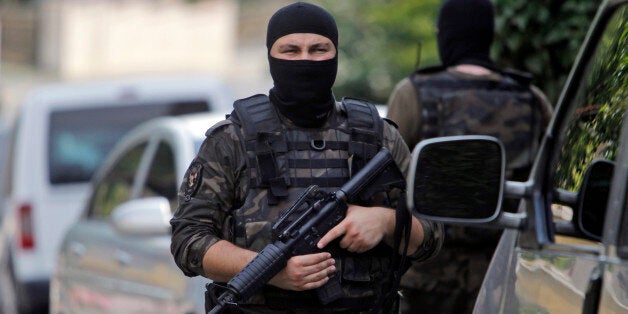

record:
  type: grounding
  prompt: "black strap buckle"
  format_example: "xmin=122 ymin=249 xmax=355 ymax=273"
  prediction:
xmin=310 ymin=139 xmax=326 ymax=151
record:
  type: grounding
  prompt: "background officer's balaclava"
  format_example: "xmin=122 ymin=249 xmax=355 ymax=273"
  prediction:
xmin=437 ymin=0 xmax=495 ymax=67
xmin=266 ymin=2 xmax=338 ymax=128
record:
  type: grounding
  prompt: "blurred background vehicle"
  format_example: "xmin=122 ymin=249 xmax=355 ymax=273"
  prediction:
xmin=0 ymin=75 xmax=232 ymax=314
xmin=49 ymin=111 xmax=224 ymax=314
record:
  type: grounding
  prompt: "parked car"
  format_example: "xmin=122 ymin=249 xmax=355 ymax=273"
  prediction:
xmin=407 ymin=1 xmax=627 ymax=313
xmin=49 ymin=112 xmax=226 ymax=314
xmin=0 ymin=75 xmax=233 ymax=314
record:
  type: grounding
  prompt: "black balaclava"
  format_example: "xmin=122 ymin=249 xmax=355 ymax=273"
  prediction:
xmin=437 ymin=0 xmax=495 ymax=68
xmin=266 ymin=2 xmax=338 ymax=128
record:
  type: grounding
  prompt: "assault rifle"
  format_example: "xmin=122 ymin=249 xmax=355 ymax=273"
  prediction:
xmin=207 ymin=147 xmax=407 ymax=313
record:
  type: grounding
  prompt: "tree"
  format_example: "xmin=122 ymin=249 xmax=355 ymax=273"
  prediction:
xmin=554 ymin=7 xmax=628 ymax=191
xmin=493 ymin=0 xmax=601 ymax=103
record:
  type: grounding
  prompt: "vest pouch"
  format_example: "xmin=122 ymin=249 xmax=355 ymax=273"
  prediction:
xmin=342 ymin=257 xmax=374 ymax=282
xmin=339 ymin=256 xmax=389 ymax=299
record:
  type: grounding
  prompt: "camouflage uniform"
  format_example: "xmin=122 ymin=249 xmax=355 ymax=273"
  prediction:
xmin=171 ymin=98 xmax=443 ymax=313
xmin=386 ymin=67 xmax=552 ymax=314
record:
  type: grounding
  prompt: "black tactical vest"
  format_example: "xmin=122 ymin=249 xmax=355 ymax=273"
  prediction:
xmin=410 ymin=68 xmax=543 ymax=183
xmin=227 ymin=94 xmax=395 ymax=310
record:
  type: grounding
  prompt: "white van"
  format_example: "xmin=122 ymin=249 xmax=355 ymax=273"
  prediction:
xmin=0 ymin=75 xmax=233 ymax=313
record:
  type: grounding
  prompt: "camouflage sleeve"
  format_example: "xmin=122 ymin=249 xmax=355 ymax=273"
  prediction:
xmin=170 ymin=120 xmax=248 ymax=277
xmin=382 ymin=121 xmax=443 ymax=262
xmin=382 ymin=119 xmax=412 ymax=176
xmin=409 ymin=218 xmax=444 ymax=262
xmin=385 ymin=77 xmax=423 ymax=150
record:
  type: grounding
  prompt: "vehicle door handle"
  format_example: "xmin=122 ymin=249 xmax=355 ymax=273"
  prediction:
xmin=69 ymin=242 xmax=86 ymax=257
xmin=115 ymin=250 xmax=132 ymax=266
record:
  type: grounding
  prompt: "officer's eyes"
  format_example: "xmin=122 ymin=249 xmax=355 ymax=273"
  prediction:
xmin=308 ymin=47 xmax=330 ymax=55
xmin=281 ymin=48 xmax=300 ymax=54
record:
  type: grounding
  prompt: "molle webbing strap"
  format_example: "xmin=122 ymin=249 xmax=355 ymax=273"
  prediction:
xmin=247 ymin=172 xmax=349 ymax=189
xmin=245 ymin=141 xmax=349 ymax=152
xmin=248 ymin=157 xmax=348 ymax=169
xmin=235 ymin=95 xmax=385 ymax=202
xmin=342 ymin=97 xmax=383 ymax=172
xmin=233 ymin=94 xmax=289 ymax=204
xmin=247 ymin=156 xmax=349 ymax=188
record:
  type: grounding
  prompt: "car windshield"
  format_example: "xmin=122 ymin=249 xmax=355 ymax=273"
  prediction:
xmin=48 ymin=100 xmax=208 ymax=184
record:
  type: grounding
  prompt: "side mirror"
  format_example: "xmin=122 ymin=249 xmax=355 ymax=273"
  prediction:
xmin=111 ymin=197 xmax=173 ymax=235
xmin=575 ymin=159 xmax=614 ymax=241
xmin=407 ymin=135 xmax=506 ymax=223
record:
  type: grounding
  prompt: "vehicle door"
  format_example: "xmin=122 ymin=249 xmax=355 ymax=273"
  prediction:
xmin=484 ymin=2 xmax=628 ymax=313
xmin=595 ymin=5 xmax=628 ymax=313
xmin=55 ymin=139 xmax=151 ymax=313
xmin=109 ymin=138 xmax=203 ymax=313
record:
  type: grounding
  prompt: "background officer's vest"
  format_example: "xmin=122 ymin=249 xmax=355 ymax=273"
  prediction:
xmin=411 ymin=69 xmax=543 ymax=185
xmin=410 ymin=68 xmax=544 ymax=248
xmin=227 ymin=95 xmax=396 ymax=310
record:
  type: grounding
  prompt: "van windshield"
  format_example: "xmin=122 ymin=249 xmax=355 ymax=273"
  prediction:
xmin=48 ymin=100 xmax=208 ymax=184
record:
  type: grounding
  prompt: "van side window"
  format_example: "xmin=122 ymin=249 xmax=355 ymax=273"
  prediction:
xmin=140 ymin=142 xmax=177 ymax=210
xmin=89 ymin=143 xmax=148 ymax=219
xmin=551 ymin=6 xmax=628 ymax=240
xmin=48 ymin=101 xmax=208 ymax=185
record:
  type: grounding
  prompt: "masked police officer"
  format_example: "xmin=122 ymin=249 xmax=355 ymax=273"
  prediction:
xmin=385 ymin=0 xmax=552 ymax=313
xmin=170 ymin=2 xmax=443 ymax=313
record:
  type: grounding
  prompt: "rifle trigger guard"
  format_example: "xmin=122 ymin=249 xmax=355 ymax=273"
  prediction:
xmin=310 ymin=139 xmax=326 ymax=151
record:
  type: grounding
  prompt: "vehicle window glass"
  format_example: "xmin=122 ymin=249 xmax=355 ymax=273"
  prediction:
xmin=89 ymin=142 xmax=148 ymax=219
xmin=552 ymin=6 xmax=628 ymax=241
xmin=140 ymin=141 xmax=178 ymax=211
xmin=48 ymin=100 xmax=207 ymax=185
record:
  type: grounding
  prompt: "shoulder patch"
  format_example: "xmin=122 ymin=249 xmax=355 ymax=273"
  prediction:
xmin=183 ymin=161 xmax=203 ymax=200
xmin=205 ymin=119 xmax=233 ymax=137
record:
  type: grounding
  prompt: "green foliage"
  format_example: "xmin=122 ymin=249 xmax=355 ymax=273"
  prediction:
xmin=315 ymin=0 xmax=441 ymax=103
xmin=493 ymin=0 xmax=601 ymax=103
xmin=554 ymin=8 xmax=628 ymax=191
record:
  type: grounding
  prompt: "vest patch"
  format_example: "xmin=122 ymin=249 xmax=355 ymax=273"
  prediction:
xmin=183 ymin=161 xmax=203 ymax=200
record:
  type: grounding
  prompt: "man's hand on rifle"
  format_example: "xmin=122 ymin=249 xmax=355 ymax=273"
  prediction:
xmin=317 ymin=205 xmax=394 ymax=253
xmin=268 ymin=252 xmax=336 ymax=291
